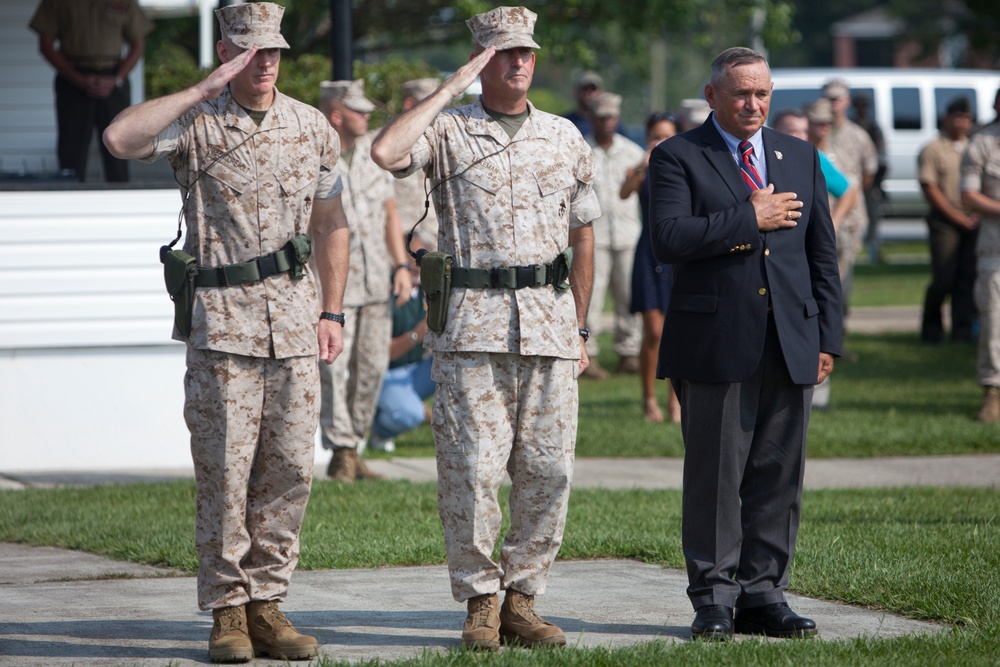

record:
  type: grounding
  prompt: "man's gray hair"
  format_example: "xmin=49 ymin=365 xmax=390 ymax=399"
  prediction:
xmin=710 ymin=47 xmax=768 ymax=87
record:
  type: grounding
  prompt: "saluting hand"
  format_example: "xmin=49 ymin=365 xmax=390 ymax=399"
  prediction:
xmin=198 ymin=46 xmax=259 ymax=101
xmin=750 ymin=184 xmax=802 ymax=232
xmin=442 ymin=46 xmax=497 ymax=99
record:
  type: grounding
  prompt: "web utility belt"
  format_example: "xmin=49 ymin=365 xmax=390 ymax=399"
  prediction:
xmin=195 ymin=243 xmax=302 ymax=288
xmin=451 ymin=262 xmax=560 ymax=290
xmin=420 ymin=248 xmax=573 ymax=335
xmin=161 ymin=235 xmax=311 ymax=337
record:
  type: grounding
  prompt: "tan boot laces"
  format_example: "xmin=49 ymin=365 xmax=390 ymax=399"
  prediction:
xmin=510 ymin=592 xmax=544 ymax=624
xmin=253 ymin=600 xmax=292 ymax=631
xmin=215 ymin=606 xmax=245 ymax=634
xmin=468 ymin=595 xmax=496 ymax=628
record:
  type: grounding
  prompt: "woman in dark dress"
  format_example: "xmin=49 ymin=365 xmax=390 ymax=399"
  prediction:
xmin=622 ymin=112 xmax=681 ymax=423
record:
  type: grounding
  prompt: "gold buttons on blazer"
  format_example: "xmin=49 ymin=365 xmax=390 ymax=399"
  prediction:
xmin=758 ymin=288 xmax=767 ymax=296
xmin=764 ymin=248 xmax=770 ymax=256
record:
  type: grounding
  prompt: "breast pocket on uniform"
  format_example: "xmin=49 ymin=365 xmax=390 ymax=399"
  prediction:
xmin=456 ymin=159 xmax=504 ymax=196
xmin=205 ymin=158 xmax=253 ymax=195
xmin=532 ymin=160 xmax=576 ymax=244
xmin=277 ymin=157 xmax=319 ymax=200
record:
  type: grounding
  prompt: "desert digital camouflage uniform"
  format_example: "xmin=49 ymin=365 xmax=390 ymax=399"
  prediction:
xmin=394 ymin=99 xmax=601 ymax=600
xmin=144 ymin=85 xmax=342 ymax=610
xmin=394 ymin=167 xmax=440 ymax=251
xmin=319 ymin=131 xmax=394 ymax=451
xmin=961 ymin=124 xmax=1000 ymax=387
xmin=585 ymin=131 xmax=644 ymax=359
xmin=826 ymin=119 xmax=877 ymax=308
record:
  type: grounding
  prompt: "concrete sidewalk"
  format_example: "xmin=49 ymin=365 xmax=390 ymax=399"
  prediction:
xmin=4 ymin=454 xmax=999 ymax=491
xmin=0 ymin=545 xmax=943 ymax=667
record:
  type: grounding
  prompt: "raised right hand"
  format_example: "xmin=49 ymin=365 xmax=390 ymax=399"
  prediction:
xmin=441 ymin=46 xmax=496 ymax=99
xmin=197 ymin=46 xmax=259 ymax=101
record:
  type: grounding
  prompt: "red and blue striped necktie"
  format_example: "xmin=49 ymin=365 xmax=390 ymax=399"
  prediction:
xmin=738 ymin=140 xmax=764 ymax=191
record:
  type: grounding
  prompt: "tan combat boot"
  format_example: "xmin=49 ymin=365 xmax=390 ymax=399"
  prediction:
xmin=499 ymin=589 xmax=566 ymax=647
xmin=246 ymin=600 xmax=318 ymax=660
xmin=355 ymin=454 xmax=385 ymax=481
xmin=977 ymin=386 xmax=1000 ymax=423
xmin=327 ymin=448 xmax=357 ymax=482
xmin=208 ymin=605 xmax=253 ymax=663
xmin=461 ymin=593 xmax=500 ymax=651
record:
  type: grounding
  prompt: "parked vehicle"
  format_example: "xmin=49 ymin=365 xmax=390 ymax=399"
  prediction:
xmin=768 ymin=68 xmax=1000 ymax=216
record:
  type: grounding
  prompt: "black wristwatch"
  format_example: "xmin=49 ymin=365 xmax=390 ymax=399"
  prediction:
xmin=578 ymin=327 xmax=590 ymax=342
xmin=320 ymin=311 xmax=346 ymax=325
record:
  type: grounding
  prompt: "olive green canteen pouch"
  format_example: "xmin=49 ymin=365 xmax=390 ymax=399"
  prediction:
xmin=420 ymin=251 xmax=453 ymax=334
xmin=161 ymin=246 xmax=199 ymax=338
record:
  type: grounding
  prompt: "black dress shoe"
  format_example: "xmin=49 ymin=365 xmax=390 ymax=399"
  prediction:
xmin=691 ymin=605 xmax=733 ymax=641
xmin=734 ymin=602 xmax=817 ymax=638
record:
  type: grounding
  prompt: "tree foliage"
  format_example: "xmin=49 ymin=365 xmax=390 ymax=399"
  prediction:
xmin=143 ymin=0 xmax=801 ymax=125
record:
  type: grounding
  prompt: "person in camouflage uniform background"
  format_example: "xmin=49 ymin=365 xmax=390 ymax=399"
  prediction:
xmin=371 ymin=5 xmax=600 ymax=652
xmin=103 ymin=3 xmax=349 ymax=662
xmin=317 ymin=79 xmax=412 ymax=482
xmin=394 ymin=78 xmax=442 ymax=252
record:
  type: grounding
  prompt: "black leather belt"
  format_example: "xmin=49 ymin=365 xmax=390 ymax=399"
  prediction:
xmin=451 ymin=263 xmax=556 ymax=289
xmin=196 ymin=246 xmax=296 ymax=288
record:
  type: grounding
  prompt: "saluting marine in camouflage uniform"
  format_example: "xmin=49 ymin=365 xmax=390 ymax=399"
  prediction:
xmin=317 ymin=79 xmax=412 ymax=481
xmin=103 ymin=3 xmax=349 ymax=663
xmin=371 ymin=6 xmax=600 ymax=651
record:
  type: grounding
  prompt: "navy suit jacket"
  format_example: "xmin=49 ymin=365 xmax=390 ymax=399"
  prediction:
xmin=648 ymin=116 xmax=842 ymax=385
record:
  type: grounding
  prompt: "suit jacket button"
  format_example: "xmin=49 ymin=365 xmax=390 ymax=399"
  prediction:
xmin=758 ymin=288 xmax=767 ymax=296
xmin=765 ymin=248 xmax=770 ymax=256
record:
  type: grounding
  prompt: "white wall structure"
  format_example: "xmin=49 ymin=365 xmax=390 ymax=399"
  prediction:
xmin=0 ymin=189 xmax=330 ymax=473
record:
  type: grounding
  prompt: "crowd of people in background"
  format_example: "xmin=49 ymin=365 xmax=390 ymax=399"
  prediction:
xmin=27 ymin=0 xmax=1000 ymax=659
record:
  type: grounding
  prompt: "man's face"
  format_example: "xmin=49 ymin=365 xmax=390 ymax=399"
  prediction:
xmin=944 ymin=111 xmax=973 ymax=139
xmin=775 ymin=115 xmax=808 ymax=141
xmin=222 ymin=43 xmax=281 ymax=99
xmin=594 ymin=114 xmax=618 ymax=139
xmin=808 ymin=118 xmax=832 ymax=144
xmin=337 ymin=105 xmax=370 ymax=139
xmin=825 ymin=93 xmax=850 ymax=121
xmin=704 ymin=61 xmax=772 ymax=140
xmin=576 ymin=81 xmax=600 ymax=106
xmin=479 ymin=47 xmax=535 ymax=100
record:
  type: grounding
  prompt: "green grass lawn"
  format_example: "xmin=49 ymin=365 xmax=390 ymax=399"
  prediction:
xmin=379 ymin=330 xmax=996 ymax=460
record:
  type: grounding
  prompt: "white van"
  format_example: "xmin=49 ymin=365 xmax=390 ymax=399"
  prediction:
xmin=768 ymin=68 xmax=1000 ymax=216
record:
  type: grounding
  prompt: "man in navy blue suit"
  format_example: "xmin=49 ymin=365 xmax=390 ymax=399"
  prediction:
xmin=648 ymin=47 xmax=842 ymax=641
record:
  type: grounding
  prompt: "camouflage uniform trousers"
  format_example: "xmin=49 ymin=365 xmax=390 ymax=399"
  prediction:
xmin=319 ymin=301 xmax=392 ymax=450
xmin=184 ymin=347 xmax=318 ymax=611
xmin=836 ymin=204 xmax=868 ymax=316
xmin=975 ymin=257 xmax=1000 ymax=387
xmin=586 ymin=243 xmax=642 ymax=359
xmin=431 ymin=350 xmax=578 ymax=602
